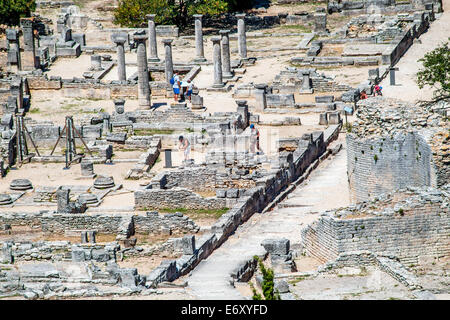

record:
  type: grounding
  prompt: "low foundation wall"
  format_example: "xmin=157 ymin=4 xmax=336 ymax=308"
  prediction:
xmin=135 ymin=188 xmax=227 ymax=211
xmin=0 ymin=211 xmax=200 ymax=236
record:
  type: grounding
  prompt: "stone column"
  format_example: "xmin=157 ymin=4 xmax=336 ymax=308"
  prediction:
xmin=193 ymin=14 xmax=206 ymax=62
xmin=134 ymin=34 xmax=151 ymax=108
xmin=163 ymin=39 xmax=174 ymax=85
xmin=20 ymin=18 xmax=37 ymax=70
xmin=211 ymin=37 xmax=224 ymax=88
xmin=6 ymin=29 xmax=21 ymax=72
xmin=236 ymin=14 xmax=247 ymax=59
xmin=111 ymin=33 xmax=127 ymax=81
xmin=254 ymin=84 xmax=267 ymax=112
xmin=300 ymin=70 xmax=313 ymax=94
xmin=146 ymin=14 xmax=160 ymax=62
xmin=219 ymin=29 xmax=233 ymax=79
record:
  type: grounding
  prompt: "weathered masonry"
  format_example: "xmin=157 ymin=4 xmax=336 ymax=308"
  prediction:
xmin=301 ymin=186 xmax=450 ymax=265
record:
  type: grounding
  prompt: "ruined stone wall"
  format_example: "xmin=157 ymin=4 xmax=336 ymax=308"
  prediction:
xmin=2 ymin=241 xmax=118 ymax=263
xmin=130 ymin=106 xmax=205 ymax=127
xmin=134 ymin=188 xmax=227 ymax=211
xmin=133 ymin=211 xmax=200 ymax=235
xmin=151 ymin=167 xmax=218 ymax=192
xmin=328 ymin=0 xmax=442 ymax=14
xmin=26 ymin=76 xmax=138 ymax=99
xmin=347 ymin=132 xmax=434 ymax=202
xmin=0 ymin=211 xmax=200 ymax=236
xmin=301 ymin=207 xmax=449 ymax=265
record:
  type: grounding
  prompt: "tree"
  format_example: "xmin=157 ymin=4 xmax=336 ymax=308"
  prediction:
xmin=416 ymin=41 xmax=450 ymax=106
xmin=114 ymin=0 xmax=254 ymax=30
xmin=0 ymin=0 xmax=36 ymax=26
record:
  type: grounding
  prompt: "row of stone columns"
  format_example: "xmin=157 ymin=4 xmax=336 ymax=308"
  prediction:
xmin=110 ymin=13 xmax=249 ymax=102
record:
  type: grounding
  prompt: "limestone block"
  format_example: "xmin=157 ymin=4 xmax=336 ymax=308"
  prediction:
xmin=261 ymin=238 xmax=290 ymax=255
xmin=71 ymin=247 xmax=86 ymax=262
xmin=274 ymin=280 xmax=290 ymax=293
xmin=181 ymin=235 xmax=196 ymax=255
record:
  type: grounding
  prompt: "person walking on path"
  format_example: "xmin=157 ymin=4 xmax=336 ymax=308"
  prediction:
xmin=178 ymin=135 xmax=191 ymax=161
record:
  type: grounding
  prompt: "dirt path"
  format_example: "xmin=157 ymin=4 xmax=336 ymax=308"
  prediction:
xmin=380 ymin=0 xmax=450 ymax=103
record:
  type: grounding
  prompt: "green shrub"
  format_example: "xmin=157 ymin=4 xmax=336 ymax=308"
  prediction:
xmin=253 ymin=256 xmax=281 ymax=300
xmin=0 ymin=0 xmax=36 ymax=25
xmin=114 ymin=0 xmax=254 ymax=29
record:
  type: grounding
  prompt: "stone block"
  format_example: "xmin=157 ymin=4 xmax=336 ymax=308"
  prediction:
xmin=216 ymin=189 xmax=227 ymax=198
xmin=71 ymin=247 xmax=86 ymax=262
xmin=181 ymin=235 xmax=196 ymax=255
xmin=261 ymin=238 xmax=290 ymax=255
xmin=91 ymin=249 xmax=110 ymax=262
xmin=1 ymin=114 xmax=13 ymax=130
xmin=274 ymin=280 xmax=290 ymax=293
xmin=328 ymin=112 xmax=341 ymax=125
xmin=315 ymin=95 xmax=334 ymax=103
xmin=319 ymin=113 xmax=328 ymax=125
xmin=118 ymin=268 xmax=139 ymax=287
xmin=226 ymin=188 xmax=239 ymax=198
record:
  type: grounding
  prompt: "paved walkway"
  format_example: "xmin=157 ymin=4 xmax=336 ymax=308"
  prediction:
xmin=187 ymin=138 xmax=350 ymax=299
xmin=380 ymin=0 xmax=450 ymax=103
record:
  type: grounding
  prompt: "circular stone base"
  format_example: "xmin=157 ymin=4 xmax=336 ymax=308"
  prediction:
xmin=78 ymin=193 xmax=98 ymax=205
xmin=93 ymin=176 xmax=115 ymax=189
xmin=0 ymin=194 xmax=13 ymax=205
xmin=10 ymin=179 xmax=33 ymax=191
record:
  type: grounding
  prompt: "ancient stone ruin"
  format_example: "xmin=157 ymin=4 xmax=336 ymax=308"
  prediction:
xmin=0 ymin=0 xmax=448 ymax=301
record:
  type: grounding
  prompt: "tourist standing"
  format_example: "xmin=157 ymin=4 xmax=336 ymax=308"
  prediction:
xmin=178 ymin=135 xmax=191 ymax=161
xmin=171 ymin=72 xmax=181 ymax=102
xmin=186 ymin=79 xmax=194 ymax=103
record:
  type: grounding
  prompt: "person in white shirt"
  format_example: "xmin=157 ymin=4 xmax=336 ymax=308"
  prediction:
xmin=178 ymin=135 xmax=191 ymax=161
xmin=172 ymin=72 xmax=180 ymax=102
xmin=186 ymin=80 xmax=194 ymax=102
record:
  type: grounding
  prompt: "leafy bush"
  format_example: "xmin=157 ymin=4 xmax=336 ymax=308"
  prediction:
xmin=416 ymin=41 xmax=450 ymax=105
xmin=252 ymin=256 xmax=280 ymax=300
xmin=114 ymin=0 xmax=254 ymax=29
xmin=0 ymin=0 xmax=36 ymax=25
